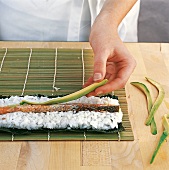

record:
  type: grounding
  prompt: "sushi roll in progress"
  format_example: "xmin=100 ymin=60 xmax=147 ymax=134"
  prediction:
xmin=0 ymin=95 xmax=123 ymax=131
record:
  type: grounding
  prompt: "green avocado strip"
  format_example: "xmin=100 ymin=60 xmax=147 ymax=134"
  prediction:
xmin=20 ymin=79 xmax=108 ymax=105
xmin=131 ymin=82 xmax=157 ymax=135
xmin=150 ymin=114 xmax=169 ymax=164
xmin=145 ymin=77 xmax=165 ymax=126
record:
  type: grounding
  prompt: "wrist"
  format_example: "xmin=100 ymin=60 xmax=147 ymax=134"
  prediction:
xmin=89 ymin=21 xmax=119 ymax=47
xmin=90 ymin=14 xmax=119 ymax=42
xmin=95 ymin=10 xmax=119 ymax=31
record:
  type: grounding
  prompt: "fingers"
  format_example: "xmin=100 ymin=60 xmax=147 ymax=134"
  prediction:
xmin=84 ymin=53 xmax=107 ymax=96
xmin=95 ymin=78 xmax=126 ymax=95
xmin=93 ymin=54 xmax=107 ymax=82
xmin=86 ymin=58 xmax=136 ymax=96
xmin=94 ymin=62 xmax=136 ymax=95
xmin=85 ymin=77 xmax=126 ymax=97
xmin=86 ymin=77 xmax=126 ymax=97
xmin=83 ymin=76 xmax=94 ymax=88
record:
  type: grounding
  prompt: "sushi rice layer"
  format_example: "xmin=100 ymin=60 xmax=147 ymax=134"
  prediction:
xmin=0 ymin=96 xmax=123 ymax=130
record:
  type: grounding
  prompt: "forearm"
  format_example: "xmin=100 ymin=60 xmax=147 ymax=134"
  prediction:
xmin=90 ymin=0 xmax=138 ymax=38
xmin=100 ymin=0 xmax=137 ymax=27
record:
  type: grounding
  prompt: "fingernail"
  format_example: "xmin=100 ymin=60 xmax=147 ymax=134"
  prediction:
xmin=96 ymin=91 xmax=103 ymax=96
xmin=93 ymin=73 xmax=102 ymax=81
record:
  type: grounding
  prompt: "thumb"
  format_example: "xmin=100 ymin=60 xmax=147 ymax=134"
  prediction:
xmin=93 ymin=54 xmax=107 ymax=82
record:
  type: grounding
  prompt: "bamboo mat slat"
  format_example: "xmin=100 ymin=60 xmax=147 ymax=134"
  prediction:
xmin=0 ymin=48 xmax=134 ymax=141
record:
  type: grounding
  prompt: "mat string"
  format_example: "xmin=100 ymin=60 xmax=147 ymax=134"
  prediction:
xmin=48 ymin=131 xmax=50 ymax=141
xmin=118 ymin=132 xmax=121 ymax=141
xmin=11 ymin=133 xmax=14 ymax=141
xmin=84 ymin=131 xmax=87 ymax=140
xmin=81 ymin=49 xmax=85 ymax=85
xmin=52 ymin=48 xmax=60 ymax=95
xmin=9 ymin=132 xmax=122 ymax=141
xmin=0 ymin=48 xmax=7 ymax=73
xmin=21 ymin=48 xmax=32 ymax=96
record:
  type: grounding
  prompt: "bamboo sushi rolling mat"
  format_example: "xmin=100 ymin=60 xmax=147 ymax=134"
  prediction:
xmin=0 ymin=47 xmax=134 ymax=141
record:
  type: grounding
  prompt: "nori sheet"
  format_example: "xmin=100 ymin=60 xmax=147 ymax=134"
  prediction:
xmin=0 ymin=123 xmax=124 ymax=135
xmin=0 ymin=94 xmax=124 ymax=134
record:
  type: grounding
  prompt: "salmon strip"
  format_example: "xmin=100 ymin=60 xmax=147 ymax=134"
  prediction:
xmin=0 ymin=103 xmax=119 ymax=115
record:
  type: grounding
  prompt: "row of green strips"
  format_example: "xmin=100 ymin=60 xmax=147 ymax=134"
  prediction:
xmin=0 ymin=48 xmax=94 ymax=96
xmin=0 ymin=126 xmax=125 ymax=141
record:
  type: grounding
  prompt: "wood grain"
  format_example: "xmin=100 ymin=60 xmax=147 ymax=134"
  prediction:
xmin=0 ymin=142 xmax=21 ymax=170
xmin=126 ymin=43 xmax=169 ymax=170
xmin=16 ymin=142 xmax=51 ymax=170
xmin=82 ymin=141 xmax=111 ymax=166
xmin=48 ymin=141 xmax=81 ymax=170
xmin=110 ymin=141 xmax=143 ymax=170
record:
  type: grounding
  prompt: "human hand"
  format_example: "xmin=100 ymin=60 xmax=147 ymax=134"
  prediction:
xmin=84 ymin=20 xmax=136 ymax=96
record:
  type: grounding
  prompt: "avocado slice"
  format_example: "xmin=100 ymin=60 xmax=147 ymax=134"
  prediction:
xmin=131 ymin=82 xmax=157 ymax=135
xmin=150 ymin=113 xmax=169 ymax=164
xmin=20 ymin=79 xmax=108 ymax=105
xmin=145 ymin=77 xmax=165 ymax=126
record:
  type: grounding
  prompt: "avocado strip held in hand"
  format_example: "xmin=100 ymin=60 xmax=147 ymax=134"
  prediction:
xmin=20 ymin=79 xmax=108 ymax=105
xmin=150 ymin=113 xmax=169 ymax=164
xmin=130 ymin=82 xmax=157 ymax=135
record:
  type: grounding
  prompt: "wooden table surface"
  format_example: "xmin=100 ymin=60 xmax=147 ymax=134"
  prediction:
xmin=0 ymin=42 xmax=169 ymax=170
